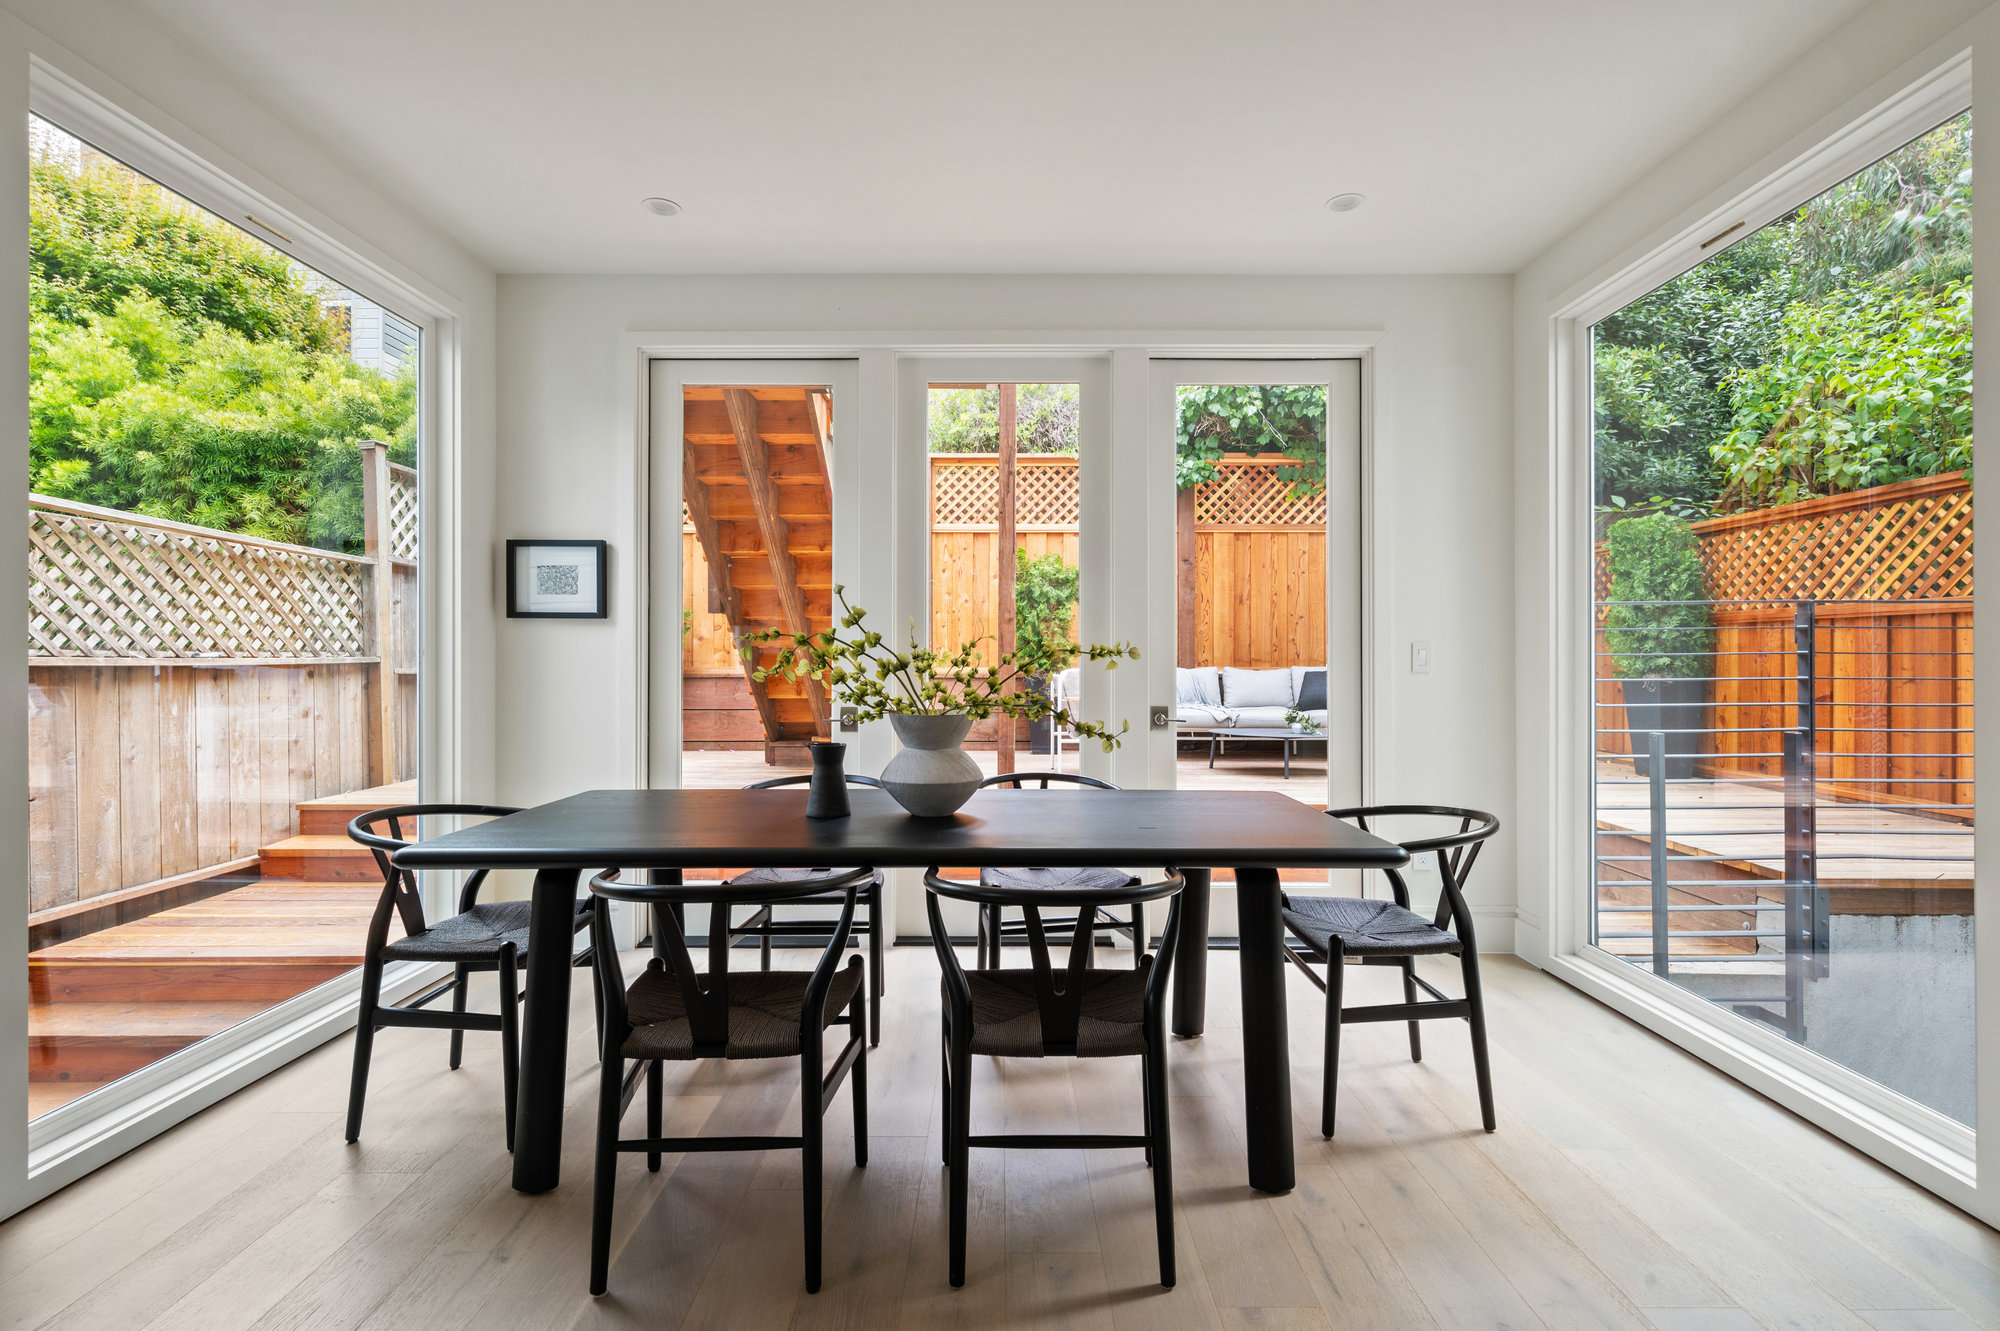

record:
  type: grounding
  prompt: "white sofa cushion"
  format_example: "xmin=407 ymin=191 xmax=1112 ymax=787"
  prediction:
xmin=1176 ymin=666 xmax=1222 ymax=708
xmin=1220 ymin=667 xmax=1295 ymax=710
xmin=1228 ymin=705 xmax=1294 ymax=729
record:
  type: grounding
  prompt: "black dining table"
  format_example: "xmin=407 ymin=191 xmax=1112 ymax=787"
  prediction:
xmin=394 ymin=787 xmax=1408 ymax=1195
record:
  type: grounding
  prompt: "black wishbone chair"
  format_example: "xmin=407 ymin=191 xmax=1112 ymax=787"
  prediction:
xmin=1279 ymin=805 xmax=1501 ymax=1136
xmin=585 ymin=866 xmax=871 ymax=1298
xmin=345 ymin=805 xmax=596 ymax=1151
xmin=925 ymin=863 xmax=1186 ymax=1290
xmin=972 ymin=772 xmax=1149 ymax=970
xmin=721 ymin=773 xmax=887 ymax=1044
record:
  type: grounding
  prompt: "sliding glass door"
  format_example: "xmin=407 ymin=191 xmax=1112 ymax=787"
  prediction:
xmin=1585 ymin=112 xmax=1974 ymax=1129
xmin=24 ymin=113 xmax=425 ymax=1126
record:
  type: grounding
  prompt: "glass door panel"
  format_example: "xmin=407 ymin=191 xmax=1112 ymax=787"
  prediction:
xmin=926 ymin=380 xmax=1082 ymax=780
xmin=1152 ymin=361 xmax=1363 ymax=922
xmin=1588 ymin=112 xmax=1974 ymax=1125
xmin=25 ymin=113 xmax=423 ymax=1119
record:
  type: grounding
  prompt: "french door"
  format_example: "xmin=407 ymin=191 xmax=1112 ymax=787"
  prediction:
xmin=1143 ymin=360 xmax=1365 ymax=933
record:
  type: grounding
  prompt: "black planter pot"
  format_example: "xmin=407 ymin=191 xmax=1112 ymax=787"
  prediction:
xmin=1025 ymin=673 xmax=1053 ymax=755
xmin=1620 ymin=677 xmax=1708 ymax=781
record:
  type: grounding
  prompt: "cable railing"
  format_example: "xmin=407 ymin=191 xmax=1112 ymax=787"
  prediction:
xmin=1591 ymin=597 xmax=1973 ymax=1042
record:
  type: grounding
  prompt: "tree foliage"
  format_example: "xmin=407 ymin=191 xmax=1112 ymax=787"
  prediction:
xmin=927 ymin=383 xmax=1079 ymax=454
xmin=29 ymin=140 xmax=415 ymax=553
xmin=1174 ymin=383 xmax=1325 ymax=493
xmin=1594 ymin=113 xmax=1971 ymax=517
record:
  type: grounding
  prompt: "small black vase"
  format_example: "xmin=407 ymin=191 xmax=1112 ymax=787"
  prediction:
xmin=806 ymin=741 xmax=851 ymax=819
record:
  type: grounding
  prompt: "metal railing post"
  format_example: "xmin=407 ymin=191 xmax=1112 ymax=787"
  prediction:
xmin=1648 ymin=730 xmax=1670 ymax=977
xmin=1782 ymin=727 xmax=1816 ymax=1040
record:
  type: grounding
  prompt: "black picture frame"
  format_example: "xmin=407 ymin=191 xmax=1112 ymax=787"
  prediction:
xmin=506 ymin=539 xmax=608 ymax=619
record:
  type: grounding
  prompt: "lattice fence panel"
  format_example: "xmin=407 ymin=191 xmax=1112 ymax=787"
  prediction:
xmin=1192 ymin=463 xmax=1327 ymax=528
xmin=1593 ymin=473 xmax=1973 ymax=615
xmin=28 ymin=499 xmax=369 ymax=659
xmin=388 ymin=466 xmax=419 ymax=562
xmin=930 ymin=456 xmax=1325 ymax=530
xmin=930 ymin=457 xmax=1080 ymax=529
xmin=1698 ymin=489 xmax=1972 ymax=603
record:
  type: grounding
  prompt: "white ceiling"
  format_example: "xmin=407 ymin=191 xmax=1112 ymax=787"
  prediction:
xmin=127 ymin=0 xmax=1872 ymax=275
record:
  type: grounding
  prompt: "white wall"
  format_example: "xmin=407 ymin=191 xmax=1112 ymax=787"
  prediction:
xmin=493 ymin=275 xmax=1518 ymax=938
xmin=0 ymin=0 xmax=498 ymax=1216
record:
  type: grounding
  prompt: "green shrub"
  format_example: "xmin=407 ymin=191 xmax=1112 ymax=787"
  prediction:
xmin=1014 ymin=549 xmax=1079 ymax=663
xmin=1601 ymin=514 xmax=1713 ymax=679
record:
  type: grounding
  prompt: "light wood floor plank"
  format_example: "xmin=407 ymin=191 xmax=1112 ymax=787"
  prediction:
xmin=1 ymin=948 xmax=1995 ymax=1331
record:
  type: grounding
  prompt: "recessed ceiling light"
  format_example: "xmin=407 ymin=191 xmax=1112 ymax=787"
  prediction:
xmin=1324 ymin=193 xmax=1365 ymax=213
xmin=641 ymin=197 xmax=682 ymax=217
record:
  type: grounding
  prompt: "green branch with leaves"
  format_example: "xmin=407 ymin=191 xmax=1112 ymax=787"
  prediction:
xmin=745 ymin=587 xmax=1138 ymax=751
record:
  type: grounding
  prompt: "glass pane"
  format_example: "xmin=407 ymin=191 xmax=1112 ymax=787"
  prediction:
xmin=678 ymin=383 xmax=835 ymax=823
xmin=1590 ymin=113 xmax=1973 ymax=1123
xmin=27 ymin=115 xmax=421 ymax=1117
xmin=1171 ymin=383 xmax=1331 ymax=811
xmin=926 ymin=382 xmax=1080 ymax=781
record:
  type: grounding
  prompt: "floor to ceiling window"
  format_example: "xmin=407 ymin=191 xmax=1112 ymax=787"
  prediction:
xmin=1589 ymin=112 xmax=1972 ymax=1124
xmin=25 ymin=114 xmax=422 ymax=1119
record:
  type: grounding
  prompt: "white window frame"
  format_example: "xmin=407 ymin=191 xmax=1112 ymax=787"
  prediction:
xmin=3 ymin=60 xmax=469 ymax=1217
xmin=1539 ymin=51 xmax=1988 ymax=1216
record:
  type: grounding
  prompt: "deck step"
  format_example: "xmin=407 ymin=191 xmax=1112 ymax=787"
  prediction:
xmin=29 ymin=1002 xmax=269 ymax=1081
xmin=297 ymin=781 xmax=418 ymax=835
xmin=258 ymin=835 xmax=381 ymax=882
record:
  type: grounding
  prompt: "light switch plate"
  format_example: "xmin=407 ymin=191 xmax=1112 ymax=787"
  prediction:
xmin=1411 ymin=640 xmax=1432 ymax=674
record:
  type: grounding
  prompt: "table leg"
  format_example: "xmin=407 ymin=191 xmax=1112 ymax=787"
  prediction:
xmin=1235 ymin=865 xmax=1294 ymax=1192
xmin=1171 ymin=867 xmax=1211 ymax=1037
xmin=512 ymin=866 xmax=581 ymax=1193
xmin=1283 ymin=740 xmax=1291 ymax=780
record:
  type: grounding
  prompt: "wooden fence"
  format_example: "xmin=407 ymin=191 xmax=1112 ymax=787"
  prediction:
xmin=1595 ymin=473 xmax=1973 ymax=809
xmin=25 ymin=446 xmax=418 ymax=921
xmin=926 ymin=453 xmax=1326 ymax=668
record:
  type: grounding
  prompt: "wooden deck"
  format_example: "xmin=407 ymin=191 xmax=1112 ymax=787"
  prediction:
xmin=28 ymin=781 xmax=415 ymax=1117
xmin=1594 ymin=759 xmax=1973 ymax=959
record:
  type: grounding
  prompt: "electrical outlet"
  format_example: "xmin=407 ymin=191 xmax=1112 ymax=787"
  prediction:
xmin=1151 ymin=706 xmax=1171 ymax=730
xmin=1411 ymin=640 xmax=1432 ymax=674
xmin=838 ymin=706 xmax=859 ymax=733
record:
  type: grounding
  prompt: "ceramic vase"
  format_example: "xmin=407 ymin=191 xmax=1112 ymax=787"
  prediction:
xmin=805 ymin=741 xmax=851 ymax=819
xmin=880 ymin=713 xmax=983 ymax=817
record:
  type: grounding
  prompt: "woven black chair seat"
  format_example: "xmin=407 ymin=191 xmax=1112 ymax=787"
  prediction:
xmin=978 ymin=865 xmax=1136 ymax=894
xmin=1282 ymin=895 xmax=1462 ymax=958
xmin=726 ymin=865 xmax=885 ymax=899
xmin=383 ymin=900 xmax=536 ymax=961
xmin=950 ymin=968 xmax=1148 ymax=1057
xmin=621 ymin=967 xmax=864 ymax=1061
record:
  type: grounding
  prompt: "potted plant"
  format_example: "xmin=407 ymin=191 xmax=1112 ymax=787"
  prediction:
xmin=1013 ymin=549 xmax=1080 ymax=756
xmin=1283 ymin=707 xmax=1322 ymax=735
xmin=748 ymin=587 xmax=1136 ymax=817
xmin=1601 ymin=512 xmax=1713 ymax=780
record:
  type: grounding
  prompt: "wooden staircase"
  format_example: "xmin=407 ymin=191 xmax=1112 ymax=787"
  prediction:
xmin=26 ymin=781 xmax=414 ymax=1116
xmin=682 ymin=384 xmax=834 ymax=761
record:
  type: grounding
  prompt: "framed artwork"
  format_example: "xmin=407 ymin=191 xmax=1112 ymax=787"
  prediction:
xmin=507 ymin=539 xmax=607 ymax=619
